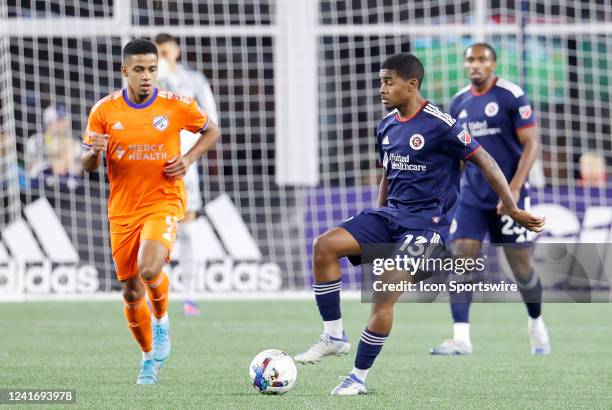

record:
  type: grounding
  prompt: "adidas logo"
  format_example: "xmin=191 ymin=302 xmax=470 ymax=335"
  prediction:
xmin=0 ymin=198 xmax=100 ymax=296
xmin=458 ymin=110 xmax=468 ymax=119
xmin=0 ymin=195 xmax=282 ymax=297
xmin=112 ymin=121 xmax=124 ymax=130
xmin=382 ymin=135 xmax=390 ymax=145
xmin=168 ymin=193 xmax=281 ymax=292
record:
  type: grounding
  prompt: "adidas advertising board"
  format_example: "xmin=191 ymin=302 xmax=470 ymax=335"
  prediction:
xmin=166 ymin=195 xmax=282 ymax=292
xmin=0 ymin=199 xmax=99 ymax=296
xmin=0 ymin=195 xmax=282 ymax=296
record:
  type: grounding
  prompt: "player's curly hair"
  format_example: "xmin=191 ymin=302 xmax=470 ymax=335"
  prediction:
xmin=381 ymin=53 xmax=425 ymax=89
xmin=465 ymin=42 xmax=497 ymax=61
xmin=122 ymin=39 xmax=158 ymax=61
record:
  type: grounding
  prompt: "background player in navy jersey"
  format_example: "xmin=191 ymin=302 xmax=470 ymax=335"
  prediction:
xmin=294 ymin=53 xmax=545 ymax=395
xmin=430 ymin=43 xmax=551 ymax=356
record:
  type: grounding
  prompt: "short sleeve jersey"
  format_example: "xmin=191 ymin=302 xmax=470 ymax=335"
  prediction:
xmin=449 ymin=77 xmax=536 ymax=208
xmin=376 ymin=100 xmax=481 ymax=229
xmin=83 ymin=88 xmax=209 ymax=223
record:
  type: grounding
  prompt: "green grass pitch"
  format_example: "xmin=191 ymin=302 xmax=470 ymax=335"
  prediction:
xmin=1 ymin=300 xmax=610 ymax=409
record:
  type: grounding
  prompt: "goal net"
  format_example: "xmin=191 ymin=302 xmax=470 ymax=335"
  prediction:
xmin=0 ymin=0 xmax=610 ymax=297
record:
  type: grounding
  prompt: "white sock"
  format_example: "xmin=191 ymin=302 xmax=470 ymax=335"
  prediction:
xmin=529 ymin=315 xmax=545 ymax=330
xmin=153 ymin=312 xmax=169 ymax=325
xmin=323 ymin=319 xmax=344 ymax=339
xmin=142 ymin=350 xmax=154 ymax=360
xmin=351 ymin=367 xmax=369 ymax=383
xmin=453 ymin=322 xmax=471 ymax=345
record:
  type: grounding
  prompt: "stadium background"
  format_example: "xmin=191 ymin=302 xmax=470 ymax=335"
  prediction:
xmin=0 ymin=0 xmax=610 ymax=297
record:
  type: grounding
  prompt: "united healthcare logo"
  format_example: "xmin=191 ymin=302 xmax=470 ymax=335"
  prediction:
xmin=0 ymin=198 xmax=99 ymax=296
xmin=384 ymin=152 xmax=427 ymax=172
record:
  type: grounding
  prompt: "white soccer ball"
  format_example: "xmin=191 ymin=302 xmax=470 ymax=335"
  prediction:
xmin=249 ymin=349 xmax=297 ymax=395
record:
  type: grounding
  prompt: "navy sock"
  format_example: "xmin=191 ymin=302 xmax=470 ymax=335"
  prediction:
xmin=355 ymin=328 xmax=389 ymax=370
xmin=449 ymin=285 xmax=472 ymax=323
xmin=313 ymin=279 xmax=342 ymax=321
xmin=516 ymin=271 xmax=542 ymax=319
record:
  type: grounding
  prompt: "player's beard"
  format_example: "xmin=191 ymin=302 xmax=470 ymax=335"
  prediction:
xmin=139 ymin=85 xmax=154 ymax=99
xmin=470 ymin=73 xmax=491 ymax=87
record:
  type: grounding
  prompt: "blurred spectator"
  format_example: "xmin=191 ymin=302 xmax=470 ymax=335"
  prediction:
xmin=26 ymin=104 xmax=83 ymax=192
xmin=27 ymin=105 xmax=81 ymax=175
xmin=579 ymin=152 xmax=607 ymax=187
xmin=0 ymin=131 xmax=26 ymax=191
xmin=1 ymin=131 xmax=12 ymax=189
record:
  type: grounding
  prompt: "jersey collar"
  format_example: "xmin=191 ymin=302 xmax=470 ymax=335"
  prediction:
xmin=395 ymin=99 xmax=428 ymax=123
xmin=122 ymin=87 xmax=158 ymax=109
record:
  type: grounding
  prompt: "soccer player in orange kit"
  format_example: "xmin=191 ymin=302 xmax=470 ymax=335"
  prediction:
xmin=80 ymin=39 xmax=220 ymax=384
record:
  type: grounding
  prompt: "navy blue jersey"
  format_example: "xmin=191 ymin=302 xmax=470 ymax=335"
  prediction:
xmin=376 ymin=100 xmax=481 ymax=230
xmin=450 ymin=77 xmax=536 ymax=209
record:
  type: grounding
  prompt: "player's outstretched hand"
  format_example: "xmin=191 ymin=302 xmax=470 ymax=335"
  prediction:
xmin=163 ymin=155 xmax=192 ymax=180
xmin=508 ymin=208 xmax=546 ymax=233
xmin=91 ymin=133 xmax=109 ymax=155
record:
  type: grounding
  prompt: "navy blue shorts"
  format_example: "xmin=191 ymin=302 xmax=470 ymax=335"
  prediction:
xmin=339 ymin=210 xmax=448 ymax=266
xmin=450 ymin=195 xmax=534 ymax=245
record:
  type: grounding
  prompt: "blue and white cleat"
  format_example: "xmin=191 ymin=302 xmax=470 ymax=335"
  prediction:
xmin=294 ymin=332 xmax=351 ymax=364
xmin=152 ymin=317 xmax=172 ymax=367
xmin=331 ymin=373 xmax=367 ymax=396
xmin=430 ymin=339 xmax=473 ymax=355
xmin=136 ymin=358 xmax=159 ymax=385
xmin=528 ymin=317 xmax=551 ymax=355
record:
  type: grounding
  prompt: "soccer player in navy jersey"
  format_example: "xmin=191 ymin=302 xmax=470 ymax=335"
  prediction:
xmin=430 ymin=43 xmax=551 ymax=357
xmin=294 ymin=53 xmax=545 ymax=395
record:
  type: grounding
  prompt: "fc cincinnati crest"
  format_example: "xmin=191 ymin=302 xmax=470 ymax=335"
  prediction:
xmin=153 ymin=115 xmax=169 ymax=131
xmin=409 ymin=134 xmax=425 ymax=150
xmin=485 ymin=102 xmax=499 ymax=117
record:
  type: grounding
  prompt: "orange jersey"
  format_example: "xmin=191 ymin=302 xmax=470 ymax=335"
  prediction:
xmin=83 ymin=88 xmax=208 ymax=223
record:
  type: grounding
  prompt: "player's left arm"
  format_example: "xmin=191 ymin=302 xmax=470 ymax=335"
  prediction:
xmin=496 ymin=94 xmax=540 ymax=214
xmin=164 ymin=120 xmax=220 ymax=179
xmin=467 ymin=147 xmax=545 ymax=232
xmin=496 ymin=125 xmax=539 ymax=214
xmin=164 ymin=97 xmax=221 ymax=179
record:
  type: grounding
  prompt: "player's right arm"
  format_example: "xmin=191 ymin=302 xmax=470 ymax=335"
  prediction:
xmin=376 ymin=169 xmax=388 ymax=208
xmin=80 ymin=133 xmax=109 ymax=172
xmin=375 ymin=122 xmax=388 ymax=208
xmin=80 ymin=100 xmax=108 ymax=172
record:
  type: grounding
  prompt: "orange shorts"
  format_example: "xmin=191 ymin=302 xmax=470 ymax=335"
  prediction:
xmin=110 ymin=214 xmax=180 ymax=281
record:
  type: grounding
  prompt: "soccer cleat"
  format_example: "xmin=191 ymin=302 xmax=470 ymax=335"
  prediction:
xmin=294 ymin=332 xmax=351 ymax=364
xmin=136 ymin=358 xmax=159 ymax=385
xmin=182 ymin=300 xmax=200 ymax=317
xmin=528 ymin=317 xmax=551 ymax=355
xmin=152 ymin=317 xmax=172 ymax=366
xmin=430 ymin=339 xmax=473 ymax=355
xmin=330 ymin=373 xmax=367 ymax=396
